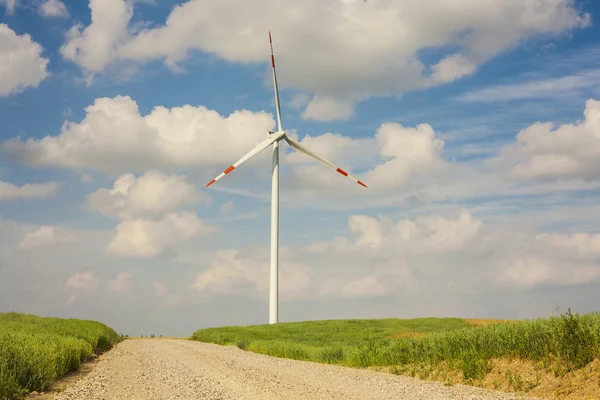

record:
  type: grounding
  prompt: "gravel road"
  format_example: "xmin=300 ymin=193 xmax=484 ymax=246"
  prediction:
xmin=55 ymin=339 xmax=545 ymax=400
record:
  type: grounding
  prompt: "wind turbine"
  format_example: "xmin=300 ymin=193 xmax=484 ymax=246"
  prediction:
xmin=206 ymin=32 xmax=367 ymax=324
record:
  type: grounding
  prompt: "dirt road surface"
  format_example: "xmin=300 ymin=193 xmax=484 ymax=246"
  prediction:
xmin=55 ymin=339 xmax=544 ymax=400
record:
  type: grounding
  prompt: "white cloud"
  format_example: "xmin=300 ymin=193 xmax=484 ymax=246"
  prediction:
xmin=107 ymin=211 xmax=217 ymax=258
xmin=284 ymin=132 xmax=378 ymax=171
xmin=219 ymin=200 xmax=234 ymax=214
xmin=309 ymin=209 xmax=482 ymax=255
xmin=499 ymin=256 xmax=600 ymax=287
xmin=0 ymin=0 xmax=16 ymax=14
xmin=18 ymin=226 xmax=76 ymax=250
xmin=536 ymin=233 xmax=600 ymax=255
xmin=280 ymin=121 xmax=445 ymax=203
xmin=0 ymin=180 xmax=58 ymax=200
xmin=364 ymin=123 xmax=446 ymax=189
xmin=39 ymin=0 xmax=69 ymax=18
xmin=458 ymin=70 xmax=600 ymax=103
xmin=0 ymin=24 xmax=49 ymax=96
xmin=84 ymin=169 xmax=217 ymax=259
xmin=1 ymin=95 xmax=275 ymax=175
xmin=301 ymin=96 xmax=354 ymax=122
xmin=321 ymin=274 xmax=393 ymax=298
xmin=193 ymin=248 xmax=312 ymax=300
xmin=498 ymin=98 xmax=600 ymax=181
xmin=153 ymin=281 xmax=166 ymax=296
xmin=59 ymin=0 xmax=131 ymax=77
xmin=152 ymin=281 xmax=180 ymax=307
xmin=106 ymin=272 xmax=133 ymax=293
xmin=305 ymin=209 xmax=600 ymax=299
xmin=59 ymin=0 xmax=590 ymax=120
xmin=86 ymin=170 xmax=206 ymax=219
xmin=66 ymin=271 xmax=99 ymax=292
xmin=431 ymin=53 xmax=477 ymax=84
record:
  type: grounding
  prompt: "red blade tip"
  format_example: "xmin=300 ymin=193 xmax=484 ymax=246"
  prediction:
xmin=336 ymin=168 xmax=349 ymax=177
xmin=206 ymin=179 xmax=216 ymax=188
xmin=358 ymin=181 xmax=368 ymax=188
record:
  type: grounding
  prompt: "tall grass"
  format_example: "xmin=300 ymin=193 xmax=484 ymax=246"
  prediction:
xmin=192 ymin=317 xmax=471 ymax=363
xmin=355 ymin=310 xmax=600 ymax=380
xmin=0 ymin=312 xmax=121 ymax=400
xmin=192 ymin=311 xmax=600 ymax=382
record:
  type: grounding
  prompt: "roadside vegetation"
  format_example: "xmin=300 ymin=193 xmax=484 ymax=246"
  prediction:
xmin=192 ymin=310 xmax=600 ymax=399
xmin=192 ymin=317 xmax=472 ymax=362
xmin=0 ymin=312 xmax=122 ymax=400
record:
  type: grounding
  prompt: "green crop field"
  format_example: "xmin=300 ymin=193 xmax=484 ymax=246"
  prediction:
xmin=191 ymin=311 xmax=600 ymax=383
xmin=0 ymin=312 xmax=122 ymax=400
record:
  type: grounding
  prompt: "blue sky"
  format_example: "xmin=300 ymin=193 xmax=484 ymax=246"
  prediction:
xmin=2 ymin=0 xmax=600 ymax=336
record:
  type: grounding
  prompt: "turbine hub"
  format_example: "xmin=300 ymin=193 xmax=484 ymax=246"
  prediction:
xmin=267 ymin=130 xmax=286 ymax=140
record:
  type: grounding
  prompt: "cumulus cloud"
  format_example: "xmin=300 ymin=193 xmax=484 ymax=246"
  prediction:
xmin=58 ymin=0 xmax=590 ymax=119
xmin=60 ymin=0 xmax=131 ymax=75
xmin=1 ymin=94 xmax=445 ymax=205
xmin=284 ymin=132 xmax=378 ymax=170
xmin=18 ymin=226 xmax=76 ymax=250
xmin=499 ymin=256 xmax=600 ymax=287
xmin=86 ymin=170 xmax=206 ymax=219
xmin=194 ymin=248 xmax=312 ymax=300
xmin=365 ymin=122 xmax=446 ymax=189
xmin=498 ymin=98 xmax=600 ymax=181
xmin=0 ymin=180 xmax=58 ymax=200
xmin=39 ymin=0 xmax=69 ymax=18
xmin=309 ymin=209 xmax=482 ymax=255
xmin=107 ymin=211 xmax=216 ymax=258
xmin=106 ymin=272 xmax=133 ymax=293
xmin=305 ymin=209 xmax=600 ymax=299
xmin=0 ymin=24 xmax=49 ymax=96
xmin=285 ymin=122 xmax=445 ymax=197
xmin=431 ymin=53 xmax=477 ymax=84
xmin=84 ymin=170 xmax=216 ymax=258
xmin=536 ymin=232 xmax=600 ymax=255
xmin=1 ymin=95 xmax=275 ymax=175
xmin=66 ymin=271 xmax=99 ymax=292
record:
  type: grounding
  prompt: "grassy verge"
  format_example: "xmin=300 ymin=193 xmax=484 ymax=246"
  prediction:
xmin=191 ymin=310 xmax=600 ymax=398
xmin=0 ymin=312 xmax=122 ymax=400
xmin=191 ymin=317 xmax=474 ymax=363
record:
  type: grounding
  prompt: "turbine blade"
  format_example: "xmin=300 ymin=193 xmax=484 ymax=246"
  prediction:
xmin=269 ymin=31 xmax=283 ymax=132
xmin=284 ymin=136 xmax=367 ymax=188
xmin=206 ymin=135 xmax=278 ymax=187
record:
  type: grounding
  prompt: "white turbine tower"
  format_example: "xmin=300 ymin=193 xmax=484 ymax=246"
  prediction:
xmin=206 ymin=32 xmax=367 ymax=324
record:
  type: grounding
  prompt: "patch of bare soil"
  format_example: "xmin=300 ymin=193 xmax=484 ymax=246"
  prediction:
xmin=372 ymin=357 xmax=600 ymax=400
xmin=465 ymin=319 xmax=513 ymax=326
xmin=388 ymin=331 xmax=425 ymax=339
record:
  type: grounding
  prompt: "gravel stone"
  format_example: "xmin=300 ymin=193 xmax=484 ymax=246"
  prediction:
xmin=55 ymin=339 xmax=547 ymax=400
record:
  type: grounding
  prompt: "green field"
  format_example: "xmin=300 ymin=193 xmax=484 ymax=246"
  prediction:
xmin=0 ymin=312 xmax=122 ymax=400
xmin=191 ymin=311 xmax=600 ymax=382
xmin=191 ymin=317 xmax=474 ymax=364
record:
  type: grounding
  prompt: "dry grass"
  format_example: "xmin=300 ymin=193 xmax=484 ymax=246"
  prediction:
xmin=388 ymin=331 xmax=425 ymax=340
xmin=386 ymin=319 xmax=510 ymax=341
xmin=464 ymin=319 xmax=512 ymax=326
xmin=195 ymin=311 xmax=600 ymax=398
xmin=374 ymin=357 xmax=600 ymax=400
